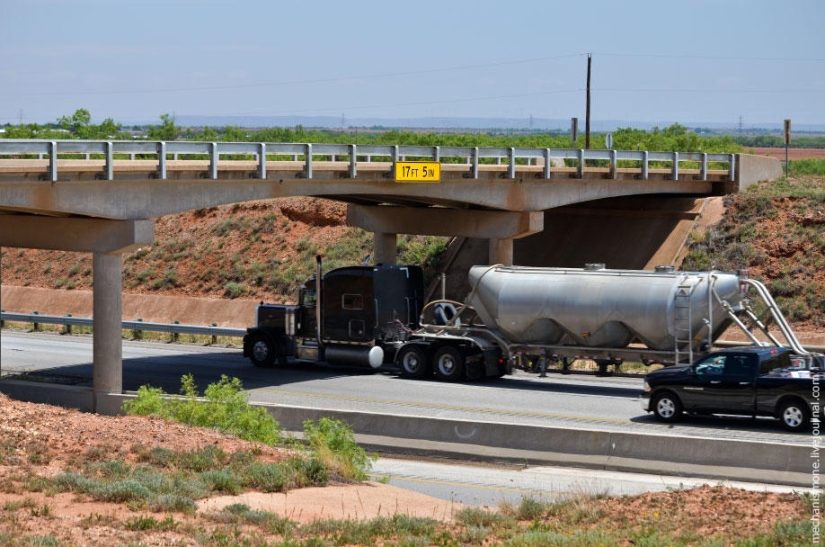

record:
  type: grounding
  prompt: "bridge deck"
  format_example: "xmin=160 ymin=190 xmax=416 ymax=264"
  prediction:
xmin=0 ymin=141 xmax=781 ymax=219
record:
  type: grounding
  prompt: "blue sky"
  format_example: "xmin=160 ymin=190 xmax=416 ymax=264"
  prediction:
xmin=1 ymin=0 xmax=823 ymax=129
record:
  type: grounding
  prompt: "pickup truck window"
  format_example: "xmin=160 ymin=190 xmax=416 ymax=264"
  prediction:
xmin=759 ymin=352 xmax=793 ymax=375
xmin=723 ymin=355 xmax=754 ymax=380
xmin=694 ymin=354 xmax=756 ymax=379
xmin=694 ymin=356 xmax=725 ymax=376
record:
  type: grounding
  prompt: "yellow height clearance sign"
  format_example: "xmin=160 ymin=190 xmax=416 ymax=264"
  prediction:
xmin=395 ymin=161 xmax=441 ymax=183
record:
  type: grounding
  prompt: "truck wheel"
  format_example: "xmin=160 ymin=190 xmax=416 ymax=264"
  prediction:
xmin=398 ymin=345 xmax=430 ymax=379
xmin=779 ymin=399 xmax=810 ymax=432
xmin=652 ymin=392 xmax=683 ymax=423
xmin=248 ymin=334 xmax=275 ymax=368
xmin=433 ymin=346 xmax=465 ymax=382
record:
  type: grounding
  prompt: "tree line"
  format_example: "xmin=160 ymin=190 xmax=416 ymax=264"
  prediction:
xmin=0 ymin=108 xmax=757 ymax=153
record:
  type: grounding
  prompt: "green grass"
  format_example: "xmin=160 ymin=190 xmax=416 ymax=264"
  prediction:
xmin=46 ymin=445 xmax=331 ymax=513
xmin=790 ymin=158 xmax=825 ymax=176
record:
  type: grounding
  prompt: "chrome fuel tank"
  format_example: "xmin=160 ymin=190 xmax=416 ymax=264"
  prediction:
xmin=467 ymin=265 xmax=744 ymax=350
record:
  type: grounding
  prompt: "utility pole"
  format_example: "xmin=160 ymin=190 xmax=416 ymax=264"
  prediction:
xmin=585 ymin=53 xmax=592 ymax=149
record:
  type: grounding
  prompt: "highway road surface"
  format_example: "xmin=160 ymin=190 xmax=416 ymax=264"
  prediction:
xmin=0 ymin=330 xmax=808 ymax=447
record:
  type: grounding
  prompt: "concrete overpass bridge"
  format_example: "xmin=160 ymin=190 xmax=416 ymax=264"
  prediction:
xmin=0 ymin=139 xmax=782 ymax=408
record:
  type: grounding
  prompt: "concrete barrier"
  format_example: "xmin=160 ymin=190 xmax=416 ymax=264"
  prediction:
xmin=261 ymin=403 xmax=810 ymax=486
xmin=0 ymin=380 xmax=95 ymax=411
xmin=736 ymin=153 xmax=784 ymax=191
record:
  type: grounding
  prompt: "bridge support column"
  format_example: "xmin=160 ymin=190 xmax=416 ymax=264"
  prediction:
xmin=374 ymin=232 xmax=398 ymax=265
xmin=93 ymin=252 xmax=123 ymax=401
xmin=0 ymin=216 xmax=153 ymax=411
xmin=489 ymin=239 xmax=514 ymax=266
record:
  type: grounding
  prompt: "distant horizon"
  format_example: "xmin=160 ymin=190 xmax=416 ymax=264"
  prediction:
xmin=7 ymin=113 xmax=824 ymax=135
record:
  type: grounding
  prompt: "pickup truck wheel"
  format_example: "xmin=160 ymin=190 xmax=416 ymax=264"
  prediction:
xmin=248 ymin=334 xmax=276 ymax=368
xmin=652 ymin=392 xmax=683 ymax=423
xmin=779 ymin=400 xmax=809 ymax=432
xmin=398 ymin=345 xmax=430 ymax=379
xmin=433 ymin=346 xmax=465 ymax=382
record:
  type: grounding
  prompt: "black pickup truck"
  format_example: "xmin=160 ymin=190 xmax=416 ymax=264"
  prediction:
xmin=640 ymin=346 xmax=821 ymax=432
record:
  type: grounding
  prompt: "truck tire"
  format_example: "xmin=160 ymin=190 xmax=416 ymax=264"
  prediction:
xmin=652 ymin=392 xmax=683 ymax=423
xmin=248 ymin=334 xmax=276 ymax=368
xmin=398 ymin=345 xmax=430 ymax=379
xmin=433 ymin=346 xmax=465 ymax=382
xmin=779 ymin=399 xmax=810 ymax=432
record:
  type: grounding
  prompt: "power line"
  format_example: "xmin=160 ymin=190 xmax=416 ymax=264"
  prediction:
xmin=597 ymin=52 xmax=825 ymax=63
xmin=0 ymin=54 xmax=585 ymax=98
xmin=595 ymin=87 xmax=822 ymax=94
xmin=229 ymin=88 xmax=584 ymax=118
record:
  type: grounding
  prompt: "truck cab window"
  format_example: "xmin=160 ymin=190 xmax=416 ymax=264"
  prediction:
xmin=302 ymin=289 xmax=317 ymax=307
xmin=342 ymin=293 xmax=364 ymax=310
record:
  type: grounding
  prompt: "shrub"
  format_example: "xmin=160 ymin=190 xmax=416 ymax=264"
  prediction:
xmin=122 ymin=385 xmax=171 ymax=419
xmin=223 ymin=281 xmax=247 ymax=298
xmin=123 ymin=374 xmax=283 ymax=446
xmin=302 ymin=417 xmax=376 ymax=481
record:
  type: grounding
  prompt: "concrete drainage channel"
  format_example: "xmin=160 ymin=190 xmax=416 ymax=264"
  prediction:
xmin=1 ymin=380 xmax=811 ymax=488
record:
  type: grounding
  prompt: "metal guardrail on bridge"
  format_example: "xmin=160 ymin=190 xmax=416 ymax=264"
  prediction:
xmin=0 ymin=140 xmax=736 ymax=183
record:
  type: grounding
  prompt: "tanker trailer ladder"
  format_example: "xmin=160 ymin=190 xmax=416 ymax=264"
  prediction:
xmin=672 ymin=280 xmax=697 ymax=365
xmin=712 ymin=278 xmax=809 ymax=356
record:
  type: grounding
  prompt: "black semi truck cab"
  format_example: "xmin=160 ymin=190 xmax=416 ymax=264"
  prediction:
xmin=243 ymin=261 xmax=424 ymax=369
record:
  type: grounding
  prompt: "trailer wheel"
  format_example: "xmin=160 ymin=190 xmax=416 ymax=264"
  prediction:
xmin=433 ymin=346 xmax=465 ymax=382
xmin=779 ymin=399 xmax=809 ymax=432
xmin=398 ymin=345 xmax=430 ymax=379
xmin=248 ymin=334 xmax=276 ymax=368
xmin=652 ymin=392 xmax=683 ymax=423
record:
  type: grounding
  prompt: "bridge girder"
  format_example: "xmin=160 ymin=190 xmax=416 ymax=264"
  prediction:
xmin=0 ymin=176 xmax=717 ymax=220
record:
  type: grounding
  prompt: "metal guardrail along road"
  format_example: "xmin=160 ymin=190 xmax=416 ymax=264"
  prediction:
xmin=0 ymin=140 xmax=736 ymax=183
xmin=0 ymin=311 xmax=245 ymax=338
xmin=3 ymin=311 xmax=823 ymax=353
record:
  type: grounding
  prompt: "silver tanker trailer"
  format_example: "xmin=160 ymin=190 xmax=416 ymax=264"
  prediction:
xmin=395 ymin=264 xmax=819 ymax=381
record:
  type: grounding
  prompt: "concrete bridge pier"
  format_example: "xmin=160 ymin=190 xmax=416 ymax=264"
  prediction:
xmin=374 ymin=232 xmax=398 ymax=265
xmin=489 ymin=239 xmax=514 ymax=266
xmin=92 ymin=252 xmax=123 ymax=397
xmin=0 ymin=216 xmax=154 ymax=409
xmin=347 ymin=205 xmax=543 ymax=267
